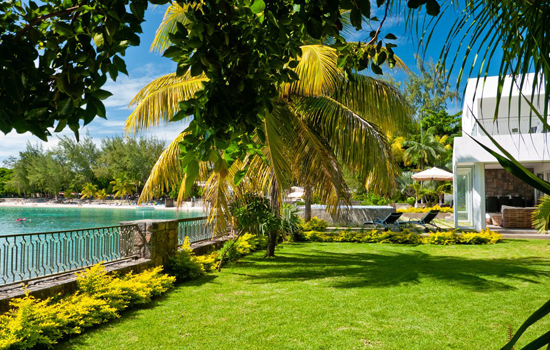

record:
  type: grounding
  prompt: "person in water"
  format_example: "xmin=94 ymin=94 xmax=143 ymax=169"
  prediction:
xmin=16 ymin=218 xmax=26 ymax=221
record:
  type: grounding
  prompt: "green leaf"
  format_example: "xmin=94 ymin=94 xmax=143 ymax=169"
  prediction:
xmin=184 ymin=159 xmax=199 ymax=197
xmin=190 ymin=62 xmax=203 ymax=77
xmin=54 ymin=119 xmax=67 ymax=133
xmin=113 ymin=56 xmax=128 ymax=75
xmin=376 ymin=51 xmax=387 ymax=65
xmin=3 ymin=72 xmax=24 ymax=102
xmin=130 ymin=3 xmax=145 ymax=18
xmin=57 ymin=98 xmax=75 ymax=116
xmin=88 ymin=95 xmax=106 ymax=119
xmin=470 ymin=136 xmax=550 ymax=195
xmin=53 ymin=22 xmax=73 ymax=37
xmin=371 ymin=62 xmax=383 ymax=75
xmin=93 ymin=33 xmax=104 ymax=48
xmin=501 ymin=299 xmax=550 ymax=350
xmin=307 ymin=18 xmax=323 ymax=39
xmin=385 ymin=33 xmax=397 ymax=40
xmin=250 ymin=0 xmax=266 ymax=14
xmin=93 ymin=89 xmax=113 ymax=100
xmin=108 ymin=63 xmax=118 ymax=81
xmin=350 ymin=8 xmax=362 ymax=30
xmin=426 ymin=0 xmax=440 ymax=16
xmin=407 ymin=0 xmax=427 ymax=9
xmin=234 ymin=169 xmax=248 ymax=186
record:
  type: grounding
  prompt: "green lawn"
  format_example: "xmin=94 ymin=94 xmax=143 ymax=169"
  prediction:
xmin=59 ymin=240 xmax=550 ymax=350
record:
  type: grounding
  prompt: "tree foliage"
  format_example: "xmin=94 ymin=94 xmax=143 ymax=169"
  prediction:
xmin=400 ymin=57 xmax=460 ymax=119
xmin=0 ymin=0 xmax=157 ymax=139
xmin=2 ymin=135 xmax=164 ymax=198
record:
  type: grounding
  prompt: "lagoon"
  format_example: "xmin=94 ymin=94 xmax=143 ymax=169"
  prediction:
xmin=0 ymin=206 xmax=205 ymax=235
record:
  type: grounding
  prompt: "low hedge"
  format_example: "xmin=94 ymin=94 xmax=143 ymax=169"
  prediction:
xmin=303 ymin=228 xmax=502 ymax=245
xmin=397 ymin=205 xmax=454 ymax=213
xmin=0 ymin=265 xmax=175 ymax=349
xmin=166 ymin=233 xmax=267 ymax=282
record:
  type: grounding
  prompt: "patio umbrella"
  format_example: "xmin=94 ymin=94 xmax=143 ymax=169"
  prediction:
xmin=411 ymin=167 xmax=453 ymax=182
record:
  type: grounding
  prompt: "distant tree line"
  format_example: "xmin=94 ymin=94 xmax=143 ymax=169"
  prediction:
xmin=0 ymin=135 xmax=165 ymax=199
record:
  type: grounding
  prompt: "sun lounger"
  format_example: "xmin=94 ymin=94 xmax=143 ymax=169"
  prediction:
xmin=408 ymin=210 xmax=440 ymax=232
xmin=364 ymin=212 xmax=403 ymax=231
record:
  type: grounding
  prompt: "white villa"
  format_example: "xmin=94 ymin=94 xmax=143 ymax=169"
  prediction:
xmin=452 ymin=73 xmax=550 ymax=231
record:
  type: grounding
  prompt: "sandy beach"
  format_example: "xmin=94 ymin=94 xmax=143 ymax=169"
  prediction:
xmin=0 ymin=199 xmax=206 ymax=212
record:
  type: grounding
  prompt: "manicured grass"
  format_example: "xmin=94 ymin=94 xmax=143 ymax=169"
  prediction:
xmin=59 ymin=240 xmax=550 ymax=349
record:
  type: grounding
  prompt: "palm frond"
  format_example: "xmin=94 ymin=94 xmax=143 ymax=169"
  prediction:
xmin=533 ymin=195 xmax=550 ymax=233
xmin=333 ymin=74 xmax=412 ymax=135
xmin=139 ymin=133 xmax=186 ymax=203
xmin=202 ymin=158 xmax=247 ymax=235
xmin=285 ymin=103 xmax=351 ymax=215
xmin=294 ymin=94 xmax=398 ymax=193
xmin=150 ymin=3 xmax=192 ymax=53
xmin=284 ymin=45 xmax=342 ymax=97
xmin=125 ymin=72 xmax=207 ymax=134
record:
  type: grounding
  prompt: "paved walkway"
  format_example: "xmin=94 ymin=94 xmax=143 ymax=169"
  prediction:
xmin=328 ymin=219 xmax=550 ymax=240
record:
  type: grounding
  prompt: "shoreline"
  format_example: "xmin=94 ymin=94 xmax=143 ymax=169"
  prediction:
xmin=0 ymin=200 xmax=206 ymax=212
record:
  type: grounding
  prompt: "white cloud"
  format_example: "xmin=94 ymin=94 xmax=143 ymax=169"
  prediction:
xmin=102 ymin=63 xmax=173 ymax=109
xmin=0 ymin=62 xmax=182 ymax=164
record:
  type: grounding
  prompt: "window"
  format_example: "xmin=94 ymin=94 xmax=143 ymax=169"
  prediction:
xmin=456 ymin=167 xmax=473 ymax=228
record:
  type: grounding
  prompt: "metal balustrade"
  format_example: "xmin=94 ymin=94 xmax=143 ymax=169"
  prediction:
xmin=177 ymin=217 xmax=213 ymax=244
xmin=0 ymin=225 xmax=138 ymax=286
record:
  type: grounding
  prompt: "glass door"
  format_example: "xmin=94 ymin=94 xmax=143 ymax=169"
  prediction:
xmin=456 ymin=167 xmax=473 ymax=227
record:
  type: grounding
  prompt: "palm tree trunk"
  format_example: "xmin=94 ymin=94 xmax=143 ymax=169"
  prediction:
xmin=265 ymin=177 xmax=280 ymax=258
xmin=304 ymin=184 xmax=312 ymax=222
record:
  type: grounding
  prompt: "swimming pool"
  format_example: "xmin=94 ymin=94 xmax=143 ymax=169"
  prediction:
xmin=0 ymin=206 xmax=205 ymax=235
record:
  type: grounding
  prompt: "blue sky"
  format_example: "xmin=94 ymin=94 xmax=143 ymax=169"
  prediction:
xmin=0 ymin=3 xmax=504 ymax=163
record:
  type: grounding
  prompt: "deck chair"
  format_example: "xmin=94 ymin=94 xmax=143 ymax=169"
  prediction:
xmin=408 ymin=210 xmax=440 ymax=232
xmin=364 ymin=212 xmax=403 ymax=231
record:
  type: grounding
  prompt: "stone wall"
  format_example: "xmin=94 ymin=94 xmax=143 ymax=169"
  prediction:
xmin=485 ymin=168 xmax=535 ymax=202
xmin=119 ymin=219 xmax=179 ymax=267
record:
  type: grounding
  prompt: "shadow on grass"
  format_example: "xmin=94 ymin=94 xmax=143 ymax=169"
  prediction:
xmin=231 ymin=244 xmax=550 ymax=291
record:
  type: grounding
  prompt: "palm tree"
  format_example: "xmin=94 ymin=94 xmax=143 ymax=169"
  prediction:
xmin=402 ymin=132 xmax=446 ymax=171
xmin=125 ymin=4 xmax=412 ymax=254
xmin=95 ymin=188 xmax=108 ymax=203
xmin=80 ymin=183 xmax=97 ymax=201
xmin=110 ymin=174 xmax=135 ymax=203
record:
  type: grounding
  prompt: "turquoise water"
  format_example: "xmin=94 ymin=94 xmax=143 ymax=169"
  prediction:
xmin=0 ymin=206 xmax=205 ymax=235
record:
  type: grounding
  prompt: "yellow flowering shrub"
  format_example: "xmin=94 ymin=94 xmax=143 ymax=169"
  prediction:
xmin=0 ymin=264 xmax=174 ymax=349
xmin=302 ymin=228 xmax=501 ymax=246
xmin=193 ymin=251 xmax=220 ymax=272
xmin=423 ymin=231 xmax=458 ymax=245
xmin=299 ymin=217 xmax=329 ymax=231
xmin=0 ymin=292 xmax=62 ymax=350
xmin=397 ymin=205 xmax=454 ymax=213
xmin=458 ymin=229 xmax=502 ymax=245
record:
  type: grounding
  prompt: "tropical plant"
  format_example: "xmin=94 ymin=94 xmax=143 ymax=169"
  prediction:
xmin=402 ymin=132 xmax=446 ymax=171
xmin=126 ymin=4 xmax=413 ymax=257
xmin=434 ymin=183 xmax=451 ymax=206
xmin=532 ymin=196 xmax=550 ymax=233
xmin=80 ymin=183 xmax=97 ymax=200
xmin=411 ymin=182 xmax=422 ymax=207
xmin=281 ymin=204 xmax=302 ymax=241
xmin=415 ymin=1 xmax=550 ymax=347
xmin=109 ymin=174 xmax=135 ymax=201
xmin=95 ymin=189 xmax=108 ymax=201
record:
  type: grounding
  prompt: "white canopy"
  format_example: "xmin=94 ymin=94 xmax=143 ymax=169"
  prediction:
xmin=411 ymin=167 xmax=453 ymax=182
xmin=287 ymin=191 xmax=304 ymax=198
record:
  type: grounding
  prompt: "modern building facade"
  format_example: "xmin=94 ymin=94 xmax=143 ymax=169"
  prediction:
xmin=452 ymin=73 xmax=550 ymax=230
